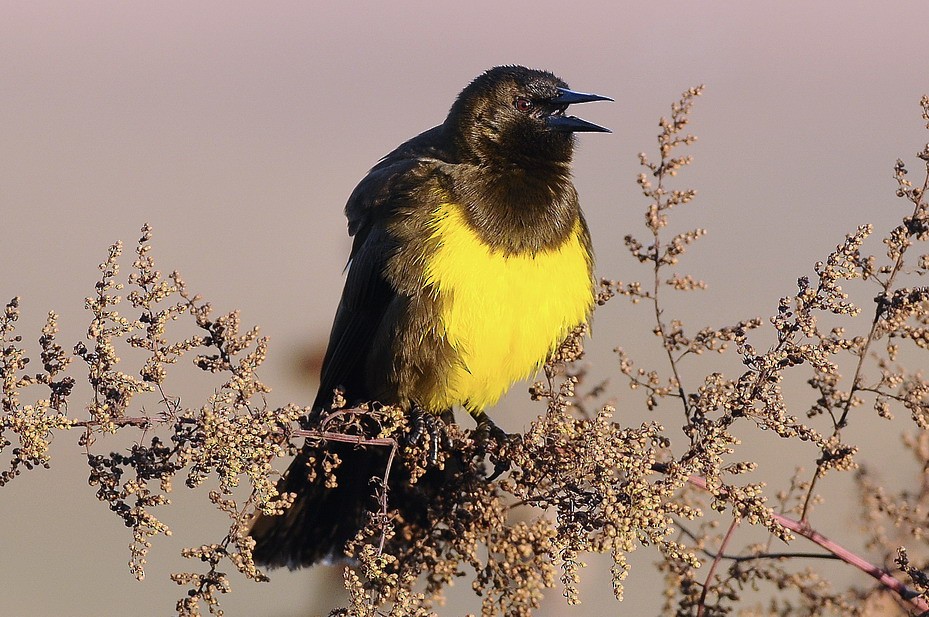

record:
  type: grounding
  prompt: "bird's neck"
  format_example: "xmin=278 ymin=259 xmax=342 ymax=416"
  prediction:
xmin=453 ymin=163 xmax=580 ymax=254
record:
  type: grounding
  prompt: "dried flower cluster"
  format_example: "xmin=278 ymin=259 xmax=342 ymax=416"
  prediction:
xmin=2 ymin=225 xmax=306 ymax=616
xmin=3 ymin=93 xmax=929 ymax=617
xmin=1 ymin=300 xmax=74 ymax=485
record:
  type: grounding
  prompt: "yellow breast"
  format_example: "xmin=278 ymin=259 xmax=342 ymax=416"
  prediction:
xmin=419 ymin=202 xmax=593 ymax=413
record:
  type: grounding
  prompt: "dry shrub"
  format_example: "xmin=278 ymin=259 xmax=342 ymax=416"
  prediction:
xmin=3 ymin=91 xmax=929 ymax=617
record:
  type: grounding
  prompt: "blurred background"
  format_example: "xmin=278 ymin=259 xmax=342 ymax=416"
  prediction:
xmin=2 ymin=2 xmax=928 ymax=615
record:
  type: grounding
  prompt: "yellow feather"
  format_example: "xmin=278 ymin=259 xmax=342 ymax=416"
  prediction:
xmin=421 ymin=202 xmax=593 ymax=412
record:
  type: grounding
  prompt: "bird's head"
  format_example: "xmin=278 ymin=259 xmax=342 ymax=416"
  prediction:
xmin=446 ymin=65 xmax=611 ymax=168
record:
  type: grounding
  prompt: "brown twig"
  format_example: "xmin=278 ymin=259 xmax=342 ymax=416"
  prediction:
xmin=685 ymin=474 xmax=929 ymax=613
xmin=290 ymin=426 xmax=399 ymax=556
xmin=800 ymin=165 xmax=929 ymax=522
xmin=290 ymin=428 xmax=396 ymax=448
xmin=74 ymin=416 xmax=154 ymax=429
xmin=696 ymin=516 xmax=741 ymax=617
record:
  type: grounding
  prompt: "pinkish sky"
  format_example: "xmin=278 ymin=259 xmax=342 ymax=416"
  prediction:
xmin=2 ymin=2 xmax=928 ymax=616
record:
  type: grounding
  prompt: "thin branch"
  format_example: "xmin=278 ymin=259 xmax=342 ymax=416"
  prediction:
xmin=290 ymin=428 xmax=396 ymax=449
xmin=801 ymin=167 xmax=929 ymax=521
xmin=290 ymin=426 xmax=399 ymax=557
xmin=685 ymin=473 xmax=929 ymax=613
xmin=74 ymin=416 xmax=155 ymax=429
xmin=676 ymin=522 xmax=839 ymax=563
xmin=696 ymin=516 xmax=740 ymax=617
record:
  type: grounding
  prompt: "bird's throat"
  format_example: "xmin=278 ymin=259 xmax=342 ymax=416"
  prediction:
xmin=452 ymin=164 xmax=579 ymax=254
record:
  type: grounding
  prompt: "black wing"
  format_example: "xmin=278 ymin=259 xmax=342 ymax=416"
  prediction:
xmin=312 ymin=124 xmax=453 ymax=410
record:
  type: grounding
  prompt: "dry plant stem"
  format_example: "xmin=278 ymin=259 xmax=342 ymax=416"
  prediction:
xmin=832 ymin=166 xmax=929 ymax=434
xmin=375 ymin=443 xmax=398 ymax=555
xmin=686 ymin=474 xmax=929 ymax=613
xmin=650 ymin=171 xmax=692 ymax=421
xmin=800 ymin=166 xmax=929 ymax=522
xmin=677 ymin=525 xmax=838 ymax=562
xmin=290 ymin=428 xmax=396 ymax=449
xmin=289 ymin=426 xmax=398 ymax=556
xmin=75 ymin=416 xmax=154 ymax=429
xmin=696 ymin=516 xmax=741 ymax=617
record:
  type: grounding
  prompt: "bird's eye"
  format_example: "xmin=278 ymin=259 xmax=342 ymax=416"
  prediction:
xmin=513 ymin=97 xmax=533 ymax=112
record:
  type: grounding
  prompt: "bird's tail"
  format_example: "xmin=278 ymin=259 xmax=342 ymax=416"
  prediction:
xmin=250 ymin=441 xmax=389 ymax=568
xmin=250 ymin=408 xmax=468 ymax=569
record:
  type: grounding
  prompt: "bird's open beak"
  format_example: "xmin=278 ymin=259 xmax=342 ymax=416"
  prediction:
xmin=547 ymin=87 xmax=612 ymax=133
xmin=551 ymin=87 xmax=613 ymax=105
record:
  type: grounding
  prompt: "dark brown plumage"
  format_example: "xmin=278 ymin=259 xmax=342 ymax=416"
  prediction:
xmin=250 ymin=65 xmax=610 ymax=568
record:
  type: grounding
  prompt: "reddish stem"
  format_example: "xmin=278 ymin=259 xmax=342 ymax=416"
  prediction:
xmin=686 ymin=474 xmax=928 ymax=613
xmin=696 ymin=516 xmax=741 ymax=616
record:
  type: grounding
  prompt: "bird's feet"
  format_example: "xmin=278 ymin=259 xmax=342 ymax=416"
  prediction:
xmin=402 ymin=405 xmax=449 ymax=466
xmin=472 ymin=410 xmax=511 ymax=481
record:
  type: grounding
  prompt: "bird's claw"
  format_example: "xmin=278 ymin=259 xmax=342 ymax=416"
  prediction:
xmin=472 ymin=411 xmax=511 ymax=481
xmin=403 ymin=405 xmax=448 ymax=466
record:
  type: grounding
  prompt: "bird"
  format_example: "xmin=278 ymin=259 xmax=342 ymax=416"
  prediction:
xmin=249 ymin=65 xmax=611 ymax=568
